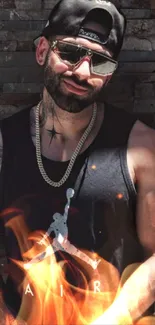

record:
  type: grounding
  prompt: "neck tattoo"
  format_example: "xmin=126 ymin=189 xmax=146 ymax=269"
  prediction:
xmin=47 ymin=126 xmax=61 ymax=145
xmin=41 ymin=99 xmax=62 ymax=145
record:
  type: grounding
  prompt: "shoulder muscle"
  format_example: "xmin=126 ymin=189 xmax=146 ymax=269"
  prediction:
xmin=128 ymin=120 xmax=155 ymax=177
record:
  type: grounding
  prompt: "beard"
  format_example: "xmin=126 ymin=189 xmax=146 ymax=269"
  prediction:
xmin=43 ymin=62 xmax=103 ymax=113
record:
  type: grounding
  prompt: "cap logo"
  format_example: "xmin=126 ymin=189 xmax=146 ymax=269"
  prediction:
xmin=96 ymin=0 xmax=111 ymax=6
xmin=79 ymin=28 xmax=101 ymax=42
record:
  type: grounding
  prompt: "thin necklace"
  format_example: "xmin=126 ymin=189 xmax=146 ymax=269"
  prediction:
xmin=35 ymin=100 xmax=97 ymax=187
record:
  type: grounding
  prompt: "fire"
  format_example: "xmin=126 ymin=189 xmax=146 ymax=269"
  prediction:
xmin=0 ymin=209 xmax=155 ymax=324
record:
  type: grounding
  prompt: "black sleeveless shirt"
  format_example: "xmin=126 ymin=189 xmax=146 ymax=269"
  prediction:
xmin=0 ymin=103 xmax=145 ymax=315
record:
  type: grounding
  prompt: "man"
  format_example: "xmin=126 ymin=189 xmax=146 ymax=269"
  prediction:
xmin=0 ymin=0 xmax=155 ymax=323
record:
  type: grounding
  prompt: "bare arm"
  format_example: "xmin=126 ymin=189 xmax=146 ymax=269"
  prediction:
xmin=132 ymin=122 xmax=155 ymax=254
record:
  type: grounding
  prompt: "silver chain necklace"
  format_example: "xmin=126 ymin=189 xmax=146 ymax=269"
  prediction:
xmin=35 ymin=100 xmax=97 ymax=187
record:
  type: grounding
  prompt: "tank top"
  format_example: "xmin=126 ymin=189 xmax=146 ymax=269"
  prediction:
xmin=0 ymin=102 xmax=145 ymax=315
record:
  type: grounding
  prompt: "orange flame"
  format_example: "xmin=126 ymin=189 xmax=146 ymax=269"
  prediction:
xmin=0 ymin=209 xmax=155 ymax=324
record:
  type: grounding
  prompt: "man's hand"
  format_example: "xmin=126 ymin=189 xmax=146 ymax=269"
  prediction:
xmin=90 ymin=256 xmax=155 ymax=325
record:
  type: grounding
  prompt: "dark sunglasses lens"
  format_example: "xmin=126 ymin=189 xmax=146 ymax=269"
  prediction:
xmin=55 ymin=42 xmax=117 ymax=75
xmin=56 ymin=43 xmax=84 ymax=64
xmin=92 ymin=53 xmax=117 ymax=75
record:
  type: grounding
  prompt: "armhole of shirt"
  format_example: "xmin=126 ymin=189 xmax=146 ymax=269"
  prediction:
xmin=120 ymin=146 xmax=137 ymax=202
xmin=104 ymin=103 xmax=138 ymax=202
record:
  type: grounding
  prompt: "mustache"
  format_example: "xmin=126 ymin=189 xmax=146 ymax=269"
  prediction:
xmin=61 ymin=75 xmax=93 ymax=89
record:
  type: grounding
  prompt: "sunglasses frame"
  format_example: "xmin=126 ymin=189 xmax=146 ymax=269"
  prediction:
xmin=50 ymin=39 xmax=118 ymax=76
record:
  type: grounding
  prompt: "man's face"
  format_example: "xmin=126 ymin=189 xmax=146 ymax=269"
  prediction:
xmin=42 ymin=36 xmax=113 ymax=113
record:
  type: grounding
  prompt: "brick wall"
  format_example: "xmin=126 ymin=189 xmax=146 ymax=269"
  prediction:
xmin=0 ymin=0 xmax=155 ymax=124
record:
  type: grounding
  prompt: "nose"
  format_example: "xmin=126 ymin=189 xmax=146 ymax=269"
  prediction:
xmin=72 ymin=57 xmax=91 ymax=80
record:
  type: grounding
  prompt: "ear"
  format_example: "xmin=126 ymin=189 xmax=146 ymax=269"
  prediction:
xmin=36 ymin=37 xmax=50 ymax=66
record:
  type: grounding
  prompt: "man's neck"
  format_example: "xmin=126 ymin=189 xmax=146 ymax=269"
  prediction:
xmin=32 ymin=91 xmax=104 ymax=161
xmin=40 ymin=93 xmax=96 ymax=142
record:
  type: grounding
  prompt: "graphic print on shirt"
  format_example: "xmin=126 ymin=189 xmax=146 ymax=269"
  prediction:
xmin=24 ymin=188 xmax=101 ymax=270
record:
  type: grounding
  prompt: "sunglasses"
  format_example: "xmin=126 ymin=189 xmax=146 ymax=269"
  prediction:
xmin=51 ymin=40 xmax=118 ymax=76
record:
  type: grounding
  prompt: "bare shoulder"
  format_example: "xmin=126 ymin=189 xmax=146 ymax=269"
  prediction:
xmin=131 ymin=122 xmax=155 ymax=252
xmin=129 ymin=120 xmax=155 ymax=148
xmin=129 ymin=120 xmax=155 ymax=156
xmin=128 ymin=120 xmax=155 ymax=182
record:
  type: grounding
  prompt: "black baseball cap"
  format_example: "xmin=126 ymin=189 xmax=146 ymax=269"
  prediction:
xmin=34 ymin=0 xmax=126 ymax=59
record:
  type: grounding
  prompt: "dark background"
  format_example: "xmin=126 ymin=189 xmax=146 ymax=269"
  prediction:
xmin=0 ymin=0 xmax=155 ymax=126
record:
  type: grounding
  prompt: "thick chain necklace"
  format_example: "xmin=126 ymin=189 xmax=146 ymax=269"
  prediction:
xmin=35 ymin=100 xmax=97 ymax=187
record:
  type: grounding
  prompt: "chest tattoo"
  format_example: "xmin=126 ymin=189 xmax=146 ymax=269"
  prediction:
xmin=47 ymin=126 xmax=61 ymax=145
